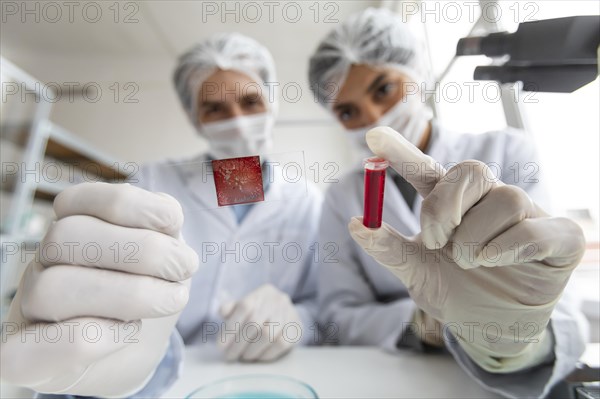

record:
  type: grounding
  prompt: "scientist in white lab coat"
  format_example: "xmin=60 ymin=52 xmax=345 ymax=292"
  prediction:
xmin=308 ymin=8 xmax=588 ymax=398
xmin=1 ymin=33 xmax=322 ymax=398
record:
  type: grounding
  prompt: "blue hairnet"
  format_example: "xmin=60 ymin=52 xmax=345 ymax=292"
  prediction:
xmin=308 ymin=8 xmax=431 ymax=108
xmin=173 ymin=32 xmax=278 ymax=124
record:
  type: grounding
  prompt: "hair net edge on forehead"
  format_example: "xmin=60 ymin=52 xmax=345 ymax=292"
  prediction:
xmin=173 ymin=32 xmax=279 ymax=128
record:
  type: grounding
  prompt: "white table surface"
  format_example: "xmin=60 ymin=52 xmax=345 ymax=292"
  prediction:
xmin=162 ymin=346 xmax=502 ymax=398
xmin=1 ymin=344 xmax=596 ymax=398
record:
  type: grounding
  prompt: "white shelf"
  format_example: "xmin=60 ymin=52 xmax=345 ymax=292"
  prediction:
xmin=0 ymin=234 xmax=43 ymax=246
xmin=36 ymin=180 xmax=71 ymax=197
xmin=45 ymin=122 xmax=130 ymax=180
xmin=0 ymin=57 xmax=131 ymax=303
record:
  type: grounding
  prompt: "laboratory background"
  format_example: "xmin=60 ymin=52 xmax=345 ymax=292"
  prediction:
xmin=1 ymin=0 xmax=599 ymax=398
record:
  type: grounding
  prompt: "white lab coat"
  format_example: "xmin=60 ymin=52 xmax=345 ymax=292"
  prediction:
xmin=134 ymin=153 xmax=323 ymax=346
xmin=317 ymin=121 xmax=587 ymax=398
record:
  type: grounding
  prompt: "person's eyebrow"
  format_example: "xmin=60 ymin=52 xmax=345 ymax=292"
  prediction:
xmin=333 ymin=72 xmax=389 ymax=112
xmin=199 ymin=100 xmax=223 ymax=107
xmin=241 ymin=92 xmax=263 ymax=103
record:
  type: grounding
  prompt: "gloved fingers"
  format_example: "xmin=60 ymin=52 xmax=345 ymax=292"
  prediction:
xmin=221 ymin=330 xmax=252 ymax=362
xmin=220 ymin=302 xmax=256 ymax=362
xmin=20 ymin=262 xmax=189 ymax=322
xmin=349 ymin=217 xmax=447 ymax=314
xmin=223 ymin=298 xmax=257 ymax=330
xmin=451 ymin=185 xmax=536 ymax=269
xmin=217 ymin=299 xmax=239 ymax=359
xmin=420 ymin=160 xmax=500 ymax=249
xmin=0 ymin=317 xmax=136 ymax=387
xmin=247 ymin=283 xmax=287 ymax=299
xmin=348 ymin=217 xmax=420 ymax=273
xmin=240 ymin=322 xmax=284 ymax=362
xmin=53 ymin=182 xmax=183 ymax=237
xmin=219 ymin=301 xmax=236 ymax=319
xmin=42 ymin=215 xmax=198 ymax=281
xmin=253 ymin=335 xmax=293 ymax=362
xmin=236 ymin=287 xmax=299 ymax=362
xmin=365 ymin=126 xmax=446 ymax=198
xmin=220 ymin=285 xmax=295 ymax=362
xmin=476 ymin=217 xmax=585 ymax=269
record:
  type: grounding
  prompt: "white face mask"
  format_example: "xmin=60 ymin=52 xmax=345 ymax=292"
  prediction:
xmin=346 ymin=93 xmax=432 ymax=158
xmin=201 ymin=113 xmax=275 ymax=159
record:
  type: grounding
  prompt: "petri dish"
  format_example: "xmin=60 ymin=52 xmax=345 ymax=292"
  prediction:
xmin=186 ymin=374 xmax=318 ymax=399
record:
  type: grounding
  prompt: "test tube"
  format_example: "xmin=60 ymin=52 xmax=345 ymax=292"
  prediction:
xmin=363 ymin=157 xmax=389 ymax=229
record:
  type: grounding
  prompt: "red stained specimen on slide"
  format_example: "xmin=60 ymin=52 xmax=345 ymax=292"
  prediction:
xmin=212 ymin=156 xmax=264 ymax=206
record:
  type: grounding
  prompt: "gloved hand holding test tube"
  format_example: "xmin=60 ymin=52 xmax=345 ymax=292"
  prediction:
xmin=351 ymin=126 xmax=585 ymax=373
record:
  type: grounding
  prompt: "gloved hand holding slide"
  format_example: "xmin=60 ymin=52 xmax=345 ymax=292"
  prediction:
xmin=0 ymin=183 xmax=199 ymax=397
xmin=349 ymin=126 xmax=586 ymax=373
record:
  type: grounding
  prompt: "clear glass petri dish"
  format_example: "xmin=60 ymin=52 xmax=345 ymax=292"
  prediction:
xmin=186 ymin=374 xmax=318 ymax=399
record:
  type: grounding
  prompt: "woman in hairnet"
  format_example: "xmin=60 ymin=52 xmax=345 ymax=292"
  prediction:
xmin=1 ymin=33 xmax=321 ymax=398
xmin=309 ymin=8 xmax=587 ymax=398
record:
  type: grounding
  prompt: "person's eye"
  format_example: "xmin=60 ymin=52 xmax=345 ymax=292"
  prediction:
xmin=204 ymin=104 xmax=222 ymax=114
xmin=242 ymin=96 xmax=265 ymax=111
xmin=337 ymin=107 xmax=354 ymax=122
xmin=244 ymin=94 xmax=259 ymax=104
xmin=374 ymin=82 xmax=396 ymax=100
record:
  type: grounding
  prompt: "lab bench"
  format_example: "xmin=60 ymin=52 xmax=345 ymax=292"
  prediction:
xmin=164 ymin=346 xmax=501 ymax=398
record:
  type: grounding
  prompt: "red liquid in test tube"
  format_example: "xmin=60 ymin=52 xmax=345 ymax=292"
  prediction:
xmin=363 ymin=157 xmax=389 ymax=229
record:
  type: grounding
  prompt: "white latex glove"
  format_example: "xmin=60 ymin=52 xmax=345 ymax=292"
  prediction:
xmin=218 ymin=284 xmax=302 ymax=362
xmin=349 ymin=127 xmax=585 ymax=373
xmin=0 ymin=182 xmax=198 ymax=397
